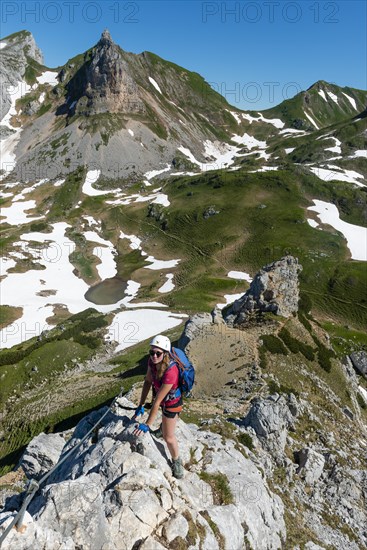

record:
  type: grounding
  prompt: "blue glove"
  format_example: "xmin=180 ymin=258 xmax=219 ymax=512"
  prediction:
xmin=138 ymin=423 xmax=150 ymax=433
xmin=135 ymin=405 xmax=144 ymax=417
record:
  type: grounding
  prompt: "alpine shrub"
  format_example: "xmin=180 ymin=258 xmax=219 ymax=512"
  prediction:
xmin=279 ymin=327 xmax=315 ymax=361
xmin=298 ymin=292 xmax=313 ymax=314
xmin=261 ymin=335 xmax=288 ymax=355
xmin=312 ymin=334 xmax=335 ymax=372
xmin=299 ymin=312 xmax=312 ymax=332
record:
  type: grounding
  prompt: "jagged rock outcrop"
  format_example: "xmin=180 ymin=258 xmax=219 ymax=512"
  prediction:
xmin=224 ymin=256 xmax=302 ymax=326
xmin=66 ymin=29 xmax=145 ymax=116
xmin=0 ymin=397 xmax=286 ymax=549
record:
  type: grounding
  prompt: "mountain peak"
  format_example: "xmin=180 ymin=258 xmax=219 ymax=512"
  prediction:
xmin=98 ymin=28 xmax=114 ymax=47
xmin=65 ymin=29 xmax=144 ymax=116
xmin=0 ymin=29 xmax=43 ymax=64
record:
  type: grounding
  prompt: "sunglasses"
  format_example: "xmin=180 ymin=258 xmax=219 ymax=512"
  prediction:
xmin=149 ymin=349 xmax=164 ymax=358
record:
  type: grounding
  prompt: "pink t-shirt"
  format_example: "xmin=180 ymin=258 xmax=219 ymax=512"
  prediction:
xmin=150 ymin=360 xmax=181 ymax=407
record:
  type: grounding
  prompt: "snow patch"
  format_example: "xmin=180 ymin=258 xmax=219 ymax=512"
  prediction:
xmin=349 ymin=150 xmax=367 ymax=159
xmin=358 ymin=386 xmax=367 ymax=403
xmin=279 ymin=128 xmax=306 ymax=135
xmin=217 ymin=293 xmax=245 ymax=310
xmin=158 ymin=274 xmax=175 ymax=293
xmin=242 ymin=112 xmax=285 ymax=129
xmin=106 ymin=309 xmax=187 ymax=352
xmin=232 ymin=133 xmax=267 ymax=150
xmin=144 ymin=257 xmax=180 ymax=270
xmin=318 ymin=90 xmax=327 ymax=101
xmin=149 ymin=77 xmax=162 ymax=94
xmin=82 ymin=170 xmax=107 ymax=196
xmin=128 ymin=129 xmax=134 ymax=137
xmin=119 ymin=231 xmax=144 ymax=252
xmin=36 ymin=71 xmax=59 ymax=86
xmin=307 ymin=219 xmax=319 ymax=228
xmin=327 ymin=91 xmax=338 ymax=104
xmin=144 ymin=165 xmax=171 ymax=181
xmin=308 ymin=199 xmax=367 ymax=261
xmin=84 ymin=231 xmax=117 ymax=280
xmin=285 ymin=148 xmax=295 ymax=154
xmin=304 ymin=111 xmax=319 ymax=129
xmin=0 ymin=80 xmax=32 ymax=177
xmin=324 ymin=137 xmax=342 ymax=154
xmin=53 ymin=178 xmax=65 ymax=187
xmin=179 ymin=141 xmax=241 ymax=171
xmin=0 ymin=42 xmax=7 ymax=49
xmin=227 ymin=271 xmax=252 ymax=283
xmin=342 ymin=92 xmax=357 ymax=110
xmin=309 ymin=166 xmax=365 ymax=187
xmin=227 ymin=110 xmax=242 ymax=124
xmin=0 ymin=200 xmax=43 ymax=225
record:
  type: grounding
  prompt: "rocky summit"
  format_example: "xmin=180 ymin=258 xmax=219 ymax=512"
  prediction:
xmin=63 ymin=30 xmax=145 ymax=117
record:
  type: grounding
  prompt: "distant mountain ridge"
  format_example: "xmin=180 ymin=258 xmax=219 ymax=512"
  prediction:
xmin=262 ymin=79 xmax=366 ymax=130
xmin=0 ymin=29 xmax=366 ymax=182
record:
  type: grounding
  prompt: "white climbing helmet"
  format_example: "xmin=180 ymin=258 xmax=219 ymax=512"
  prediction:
xmin=150 ymin=334 xmax=171 ymax=352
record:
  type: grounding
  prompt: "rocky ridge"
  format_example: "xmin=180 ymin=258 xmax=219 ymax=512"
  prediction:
xmin=0 ymin=30 xmax=43 ymax=136
xmin=0 ymin=396 xmax=286 ymax=550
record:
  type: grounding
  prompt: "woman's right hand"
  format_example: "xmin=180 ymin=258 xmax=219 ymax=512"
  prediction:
xmin=133 ymin=423 xmax=150 ymax=436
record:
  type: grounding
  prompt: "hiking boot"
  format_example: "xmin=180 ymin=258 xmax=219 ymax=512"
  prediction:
xmin=151 ymin=424 xmax=163 ymax=439
xmin=171 ymin=457 xmax=184 ymax=479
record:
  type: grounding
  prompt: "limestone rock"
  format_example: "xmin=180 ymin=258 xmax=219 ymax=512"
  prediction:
xmin=296 ymin=447 xmax=325 ymax=484
xmin=0 ymin=31 xmax=43 ymax=123
xmin=178 ymin=312 xmax=213 ymax=349
xmin=224 ymin=256 xmax=302 ymax=326
xmin=242 ymin=394 xmax=297 ymax=453
xmin=66 ymin=30 xmax=145 ymax=116
xmin=349 ymin=351 xmax=367 ymax=376
xmin=163 ymin=512 xmax=189 ymax=542
xmin=0 ymin=403 xmax=286 ymax=550
xmin=19 ymin=432 xmax=65 ymax=481
xmin=205 ymin=505 xmax=244 ymax=549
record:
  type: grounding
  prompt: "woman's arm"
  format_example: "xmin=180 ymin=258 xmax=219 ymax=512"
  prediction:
xmin=134 ymin=367 xmax=153 ymax=417
xmin=133 ymin=383 xmax=172 ymax=435
xmin=145 ymin=383 xmax=172 ymax=427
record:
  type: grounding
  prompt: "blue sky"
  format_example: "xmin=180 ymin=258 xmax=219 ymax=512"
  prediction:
xmin=1 ymin=0 xmax=366 ymax=110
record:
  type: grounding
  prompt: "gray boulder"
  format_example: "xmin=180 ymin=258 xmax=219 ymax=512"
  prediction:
xmin=19 ymin=432 xmax=65 ymax=481
xmin=242 ymin=394 xmax=297 ymax=453
xmin=349 ymin=351 xmax=367 ymax=376
xmin=296 ymin=447 xmax=325 ymax=485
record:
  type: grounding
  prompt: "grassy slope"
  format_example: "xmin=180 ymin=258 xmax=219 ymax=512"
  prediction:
xmin=262 ymin=81 xmax=367 ymax=129
xmin=101 ymin=167 xmax=366 ymax=327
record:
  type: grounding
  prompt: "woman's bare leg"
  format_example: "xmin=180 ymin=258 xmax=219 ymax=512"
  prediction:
xmin=162 ymin=415 xmax=179 ymax=459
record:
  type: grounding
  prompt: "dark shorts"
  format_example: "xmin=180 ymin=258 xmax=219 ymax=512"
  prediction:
xmin=162 ymin=396 xmax=183 ymax=418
